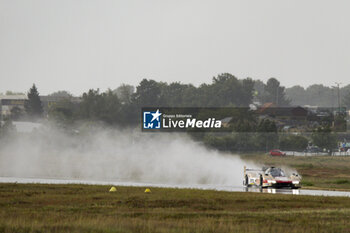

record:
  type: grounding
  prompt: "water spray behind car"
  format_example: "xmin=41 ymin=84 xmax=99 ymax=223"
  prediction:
xmin=0 ymin=124 xmax=258 ymax=186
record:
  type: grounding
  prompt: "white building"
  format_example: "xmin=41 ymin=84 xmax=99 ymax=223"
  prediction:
xmin=0 ymin=95 xmax=27 ymax=119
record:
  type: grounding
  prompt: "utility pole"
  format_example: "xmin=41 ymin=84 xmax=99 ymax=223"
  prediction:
xmin=331 ymin=88 xmax=334 ymax=109
xmin=335 ymin=82 xmax=342 ymax=113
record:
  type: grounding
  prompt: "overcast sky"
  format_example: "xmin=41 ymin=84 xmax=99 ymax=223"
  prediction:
xmin=0 ymin=0 xmax=349 ymax=95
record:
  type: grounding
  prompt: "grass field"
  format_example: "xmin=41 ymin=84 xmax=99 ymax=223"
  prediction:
xmin=1 ymin=183 xmax=350 ymax=233
xmin=1 ymin=155 xmax=350 ymax=232
xmin=241 ymin=154 xmax=350 ymax=190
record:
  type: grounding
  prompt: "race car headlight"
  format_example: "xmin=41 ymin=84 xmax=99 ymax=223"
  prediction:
xmin=267 ymin=180 xmax=276 ymax=184
xmin=292 ymin=181 xmax=300 ymax=184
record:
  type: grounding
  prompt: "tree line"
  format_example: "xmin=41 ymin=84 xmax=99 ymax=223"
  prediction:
xmin=1 ymin=74 xmax=345 ymax=153
xmin=286 ymin=84 xmax=350 ymax=108
xmin=43 ymin=74 xmax=290 ymax=126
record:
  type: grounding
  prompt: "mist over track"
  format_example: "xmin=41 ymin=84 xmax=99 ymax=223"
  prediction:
xmin=0 ymin=125 xmax=251 ymax=186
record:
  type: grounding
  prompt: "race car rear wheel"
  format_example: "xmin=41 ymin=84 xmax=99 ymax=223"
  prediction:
xmin=259 ymin=174 xmax=263 ymax=187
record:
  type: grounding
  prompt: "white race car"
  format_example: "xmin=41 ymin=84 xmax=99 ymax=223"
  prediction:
xmin=243 ymin=166 xmax=301 ymax=189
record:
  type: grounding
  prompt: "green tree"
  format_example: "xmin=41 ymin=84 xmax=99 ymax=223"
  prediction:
xmin=159 ymin=82 xmax=194 ymax=107
xmin=343 ymin=90 xmax=350 ymax=109
xmin=48 ymin=90 xmax=73 ymax=98
xmin=78 ymin=89 xmax=122 ymax=125
xmin=133 ymin=79 xmax=163 ymax=107
xmin=229 ymin=108 xmax=257 ymax=132
xmin=197 ymin=73 xmax=254 ymax=107
xmin=99 ymin=90 xmax=122 ymax=124
xmin=78 ymin=89 xmax=102 ymax=120
xmin=311 ymin=126 xmax=337 ymax=154
xmin=241 ymin=78 xmax=255 ymax=106
xmin=264 ymin=78 xmax=290 ymax=106
xmin=24 ymin=84 xmax=43 ymax=118
xmin=5 ymin=91 xmax=25 ymax=95
xmin=285 ymin=85 xmax=307 ymax=106
xmin=256 ymin=119 xmax=278 ymax=151
xmin=114 ymin=84 xmax=135 ymax=105
xmin=303 ymin=84 xmax=335 ymax=107
xmin=10 ymin=106 xmax=24 ymax=121
xmin=257 ymin=119 xmax=277 ymax=133
xmin=253 ymin=80 xmax=266 ymax=104
xmin=284 ymin=84 xmax=344 ymax=107
xmin=279 ymin=135 xmax=309 ymax=151
xmin=48 ymin=99 xmax=76 ymax=126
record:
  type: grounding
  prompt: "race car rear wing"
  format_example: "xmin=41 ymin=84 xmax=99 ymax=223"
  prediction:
xmin=244 ymin=166 xmax=263 ymax=172
xmin=244 ymin=166 xmax=264 ymax=175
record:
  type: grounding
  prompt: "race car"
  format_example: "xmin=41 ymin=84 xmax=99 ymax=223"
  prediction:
xmin=243 ymin=166 xmax=301 ymax=189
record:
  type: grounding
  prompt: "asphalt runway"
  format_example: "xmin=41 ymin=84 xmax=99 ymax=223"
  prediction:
xmin=1 ymin=176 xmax=350 ymax=197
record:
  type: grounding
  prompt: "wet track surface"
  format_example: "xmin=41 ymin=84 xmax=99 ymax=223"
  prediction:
xmin=1 ymin=176 xmax=350 ymax=197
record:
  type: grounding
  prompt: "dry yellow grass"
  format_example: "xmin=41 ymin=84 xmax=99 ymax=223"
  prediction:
xmin=1 ymin=183 xmax=350 ymax=232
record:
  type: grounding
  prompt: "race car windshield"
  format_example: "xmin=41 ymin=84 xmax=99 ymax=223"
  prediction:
xmin=269 ymin=168 xmax=286 ymax=177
